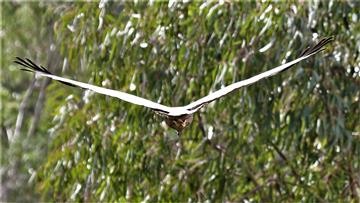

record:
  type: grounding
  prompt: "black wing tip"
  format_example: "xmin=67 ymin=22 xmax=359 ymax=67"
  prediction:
xmin=14 ymin=57 xmax=52 ymax=74
xmin=14 ymin=57 xmax=77 ymax=88
xmin=299 ymin=36 xmax=334 ymax=57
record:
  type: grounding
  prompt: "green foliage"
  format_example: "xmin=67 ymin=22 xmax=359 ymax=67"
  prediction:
xmin=2 ymin=1 xmax=359 ymax=202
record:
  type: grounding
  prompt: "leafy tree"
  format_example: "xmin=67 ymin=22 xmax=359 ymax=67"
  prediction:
xmin=1 ymin=1 xmax=359 ymax=202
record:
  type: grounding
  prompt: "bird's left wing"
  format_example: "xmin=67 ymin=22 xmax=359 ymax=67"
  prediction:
xmin=184 ymin=37 xmax=333 ymax=112
xmin=14 ymin=57 xmax=178 ymax=114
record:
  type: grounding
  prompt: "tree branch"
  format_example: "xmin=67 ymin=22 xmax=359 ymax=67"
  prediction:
xmin=13 ymin=78 xmax=36 ymax=140
xmin=27 ymin=78 xmax=50 ymax=137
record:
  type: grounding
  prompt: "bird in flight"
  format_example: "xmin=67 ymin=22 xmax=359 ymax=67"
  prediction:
xmin=14 ymin=37 xmax=333 ymax=134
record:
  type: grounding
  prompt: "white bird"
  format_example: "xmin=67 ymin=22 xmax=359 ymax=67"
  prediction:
xmin=14 ymin=37 xmax=333 ymax=133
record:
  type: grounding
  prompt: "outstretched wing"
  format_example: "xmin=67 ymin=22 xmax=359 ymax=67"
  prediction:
xmin=184 ymin=37 xmax=333 ymax=112
xmin=14 ymin=37 xmax=332 ymax=116
xmin=14 ymin=57 xmax=176 ymax=114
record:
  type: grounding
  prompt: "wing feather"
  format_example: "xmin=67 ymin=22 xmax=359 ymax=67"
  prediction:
xmin=14 ymin=57 xmax=175 ymax=114
xmin=184 ymin=37 xmax=333 ymax=112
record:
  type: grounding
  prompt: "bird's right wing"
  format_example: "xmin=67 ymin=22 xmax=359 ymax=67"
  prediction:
xmin=14 ymin=57 xmax=176 ymax=114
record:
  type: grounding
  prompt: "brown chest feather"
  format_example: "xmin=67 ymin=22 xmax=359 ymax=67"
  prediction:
xmin=165 ymin=114 xmax=194 ymax=133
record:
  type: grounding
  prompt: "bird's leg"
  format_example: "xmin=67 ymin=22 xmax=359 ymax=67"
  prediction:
xmin=175 ymin=131 xmax=182 ymax=160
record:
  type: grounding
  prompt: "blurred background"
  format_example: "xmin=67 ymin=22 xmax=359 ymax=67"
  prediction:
xmin=1 ymin=1 xmax=359 ymax=202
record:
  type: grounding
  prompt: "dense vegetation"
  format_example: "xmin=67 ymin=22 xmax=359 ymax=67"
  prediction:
xmin=1 ymin=1 xmax=359 ymax=202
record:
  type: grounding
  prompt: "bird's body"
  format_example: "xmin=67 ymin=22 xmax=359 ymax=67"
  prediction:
xmin=14 ymin=37 xmax=333 ymax=133
xmin=164 ymin=114 xmax=194 ymax=133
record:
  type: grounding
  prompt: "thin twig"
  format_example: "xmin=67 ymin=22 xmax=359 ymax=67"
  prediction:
xmin=197 ymin=113 xmax=226 ymax=153
xmin=269 ymin=141 xmax=325 ymax=202
xmin=1 ymin=124 xmax=9 ymax=149
xmin=196 ymin=113 xmax=206 ymax=138
xmin=347 ymin=151 xmax=359 ymax=201
xmin=270 ymin=142 xmax=301 ymax=180
xmin=238 ymin=177 xmax=277 ymax=202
